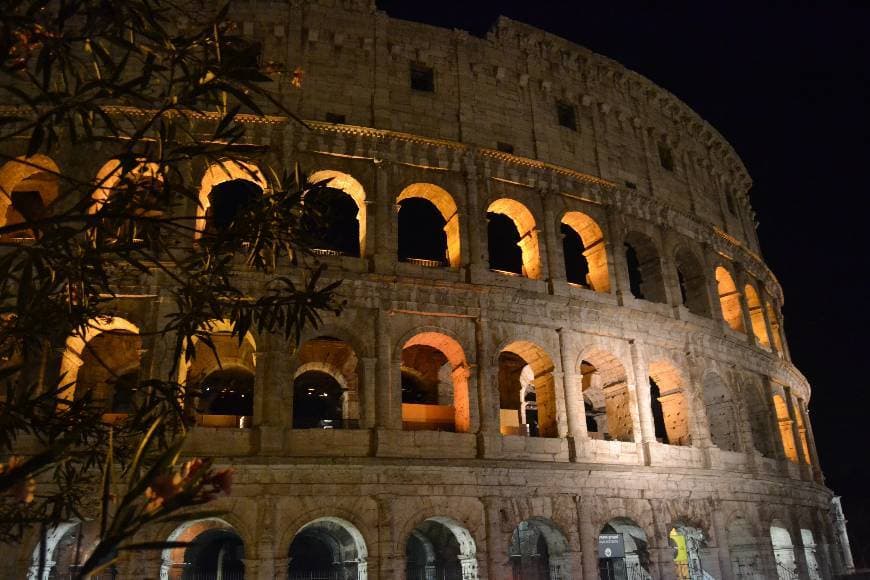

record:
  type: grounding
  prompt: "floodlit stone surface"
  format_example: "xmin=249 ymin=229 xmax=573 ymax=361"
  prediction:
xmin=5 ymin=2 xmax=850 ymax=579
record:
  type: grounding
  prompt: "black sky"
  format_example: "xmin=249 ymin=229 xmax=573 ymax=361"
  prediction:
xmin=376 ymin=0 xmax=870 ymax=564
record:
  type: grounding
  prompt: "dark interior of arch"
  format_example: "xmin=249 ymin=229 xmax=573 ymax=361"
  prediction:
xmin=398 ymin=197 xmax=447 ymax=264
xmin=649 ymin=378 xmax=669 ymax=443
xmin=401 ymin=368 xmax=438 ymax=404
xmin=304 ymin=186 xmax=360 ymax=256
xmin=183 ymin=528 xmax=245 ymax=578
xmin=406 ymin=520 xmax=462 ymax=579
xmin=7 ymin=190 xmax=44 ymax=238
xmin=288 ymin=521 xmax=361 ymax=576
xmin=109 ymin=370 xmax=140 ymax=413
xmin=198 ymin=368 xmax=254 ymax=416
xmin=208 ymin=178 xmax=262 ymax=232
xmin=561 ymin=222 xmax=591 ymax=286
xmin=509 ymin=521 xmax=551 ymax=579
xmin=293 ymin=370 xmax=344 ymax=428
xmin=675 ymin=249 xmax=711 ymax=317
xmin=585 ymin=398 xmax=598 ymax=433
xmin=487 ymin=212 xmax=523 ymax=274
xmin=624 ymin=242 xmax=645 ymax=299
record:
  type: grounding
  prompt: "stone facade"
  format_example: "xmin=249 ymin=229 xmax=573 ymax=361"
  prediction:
xmin=4 ymin=1 xmax=852 ymax=579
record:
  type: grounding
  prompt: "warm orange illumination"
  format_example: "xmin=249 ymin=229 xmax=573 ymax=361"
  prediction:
xmin=487 ymin=198 xmax=541 ymax=279
xmin=743 ymin=284 xmax=771 ymax=348
xmin=578 ymin=348 xmax=633 ymax=442
xmin=766 ymin=302 xmax=785 ymax=355
xmin=773 ymin=394 xmax=798 ymax=463
xmin=649 ymin=361 xmax=691 ymax=446
xmin=498 ymin=341 xmax=557 ymax=437
xmin=0 ymin=155 xmax=60 ymax=236
xmin=397 ymin=183 xmax=460 ymax=268
xmin=561 ymin=211 xmax=610 ymax=292
xmin=309 ymin=170 xmax=368 ymax=256
xmin=197 ymin=160 xmax=267 ymax=237
xmin=715 ymin=266 xmax=745 ymax=333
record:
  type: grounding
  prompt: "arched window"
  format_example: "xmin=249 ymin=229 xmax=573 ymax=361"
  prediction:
xmin=674 ymin=247 xmax=711 ymax=317
xmin=744 ymin=284 xmax=771 ymax=348
xmin=406 ymin=517 xmax=478 ymax=580
xmin=648 ymin=361 xmax=691 ymax=446
xmin=397 ymin=183 xmax=460 ymax=268
xmin=59 ymin=317 xmax=142 ymax=418
xmin=486 ymin=199 xmax=540 ymax=279
xmin=307 ymin=170 xmax=366 ymax=257
xmin=400 ymin=332 xmax=471 ymax=433
xmin=293 ymin=336 xmax=360 ymax=429
xmin=0 ymin=155 xmax=60 ymax=241
xmin=579 ymin=350 xmax=634 ymax=442
xmin=727 ymin=517 xmax=764 ymax=579
xmin=28 ymin=521 xmax=109 ymax=580
xmin=701 ymin=373 xmax=740 ymax=452
xmin=181 ymin=321 xmax=256 ymax=428
xmin=623 ymin=232 xmax=667 ymax=303
xmin=91 ymin=159 xmax=164 ymax=248
xmin=766 ymin=302 xmax=785 ymax=354
xmin=197 ymin=160 xmax=267 ymax=237
xmin=288 ymin=518 xmax=368 ymax=580
xmin=561 ymin=211 xmax=610 ymax=292
xmin=772 ymin=394 xmax=798 ymax=463
xmin=715 ymin=266 xmax=745 ymax=332
xmin=498 ymin=341 xmax=557 ymax=438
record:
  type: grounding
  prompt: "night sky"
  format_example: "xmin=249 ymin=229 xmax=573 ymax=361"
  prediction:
xmin=376 ymin=0 xmax=870 ymax=565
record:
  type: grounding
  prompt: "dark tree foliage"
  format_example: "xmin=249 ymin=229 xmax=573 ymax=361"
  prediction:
xmin=0 ymin=1 xmax=343 ymax=576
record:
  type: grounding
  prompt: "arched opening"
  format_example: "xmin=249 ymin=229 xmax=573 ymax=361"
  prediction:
xmin=715 ymin=267 xmax=745 ymax=333
xmin=623 ymin=232 xmax=666 ymax=303
xmin=578 ymin=350 xmax=633 ymax=442
xmin=701 ymin=373 xmax=740 ymax=452
xmin=288 ymin=517 xmax=368 ymax=580
xmin=397 ymin=183 xmax=460 ymax=268
xmin=181 ymin=322 xmax=256 ymax=428
xmin=308 ymin=170 xmax=366 ymax=257
xmin=793 ymin=400 xmax=812 ymax=465
xmin=744 ymin=284 xmax=771 ymax=348
xmin=406 ymin=517 xmax=478 ymax=580
xmin=770 ymin=522 xmax=797 ymax=580
xmin=727 ymin=517 xmax=764 ymax=579
xmin=674 ymin=247 xmax=711 ymax=317
xmin=744 ymin=381 xmax=776 ymax=458
xmin=91 ymin=159 xmax=165 ymax=248
xmin=772 ymin=394 xmax=798 ymax=463
xmin=765 ymin=302 xmax=785 ymax=354
xmin=197 ymin=160 xmax=267 ymax=238
xmin=598 ymin=518 xmax=652 ymax=580
xmin=293 ymin=336 xmax=360 ymax=429
xmin=0 ymin=155 xmax=60 ymax=241
xmin=800 ymin=528 xmax=822 ymax=580
xmin=669 ymin=524 xmax=707 ymax=580
xmin=498 ymin=342 xmax=557 ymax=438
xmin=486 ymin=199 xmax=540 ymax=279
xmin=508 ymin=518 xmax=572 ymax=580
xmin=648 ymin=362 xmax=691 ymax=447
xmin=27 ymin=522 xmax=112 ymax=580
xmin=161 ymin=518 xmax=244 ymax=580
xmin=400 ymin=332 xmax=471 ymax=433
xmin=58 ymin=317 xmax=142 ymax=419
xmin=560 ymin=212 xmax=609 ymax=292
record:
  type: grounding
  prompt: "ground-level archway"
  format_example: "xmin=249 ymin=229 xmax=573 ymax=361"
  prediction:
xmin=770 ymin=522 xmax=797 ymax=580
xmin=406 ymin=517 xmax=477 ymax=580
xmin=161 ymin=518 xmax=244 ymax=580
xmin=598 ymin=518 xmax=652 ymax=580
xmin=508 ymin=518 xmax=572 ymax=579
xmin=288 ymin=517 xmax=368 ymax=580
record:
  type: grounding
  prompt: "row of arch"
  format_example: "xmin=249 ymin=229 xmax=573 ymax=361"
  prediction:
xmin=60 ymin=315 xmax=814 ymax=466
xmin=28 ymin=511 xmax=829 ymax=580
xmin=0 ymin=157 xmax=784 ymax=356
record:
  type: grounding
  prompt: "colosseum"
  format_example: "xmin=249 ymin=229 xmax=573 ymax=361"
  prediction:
xmin=4 ymin=1 xmax=855 ymax=579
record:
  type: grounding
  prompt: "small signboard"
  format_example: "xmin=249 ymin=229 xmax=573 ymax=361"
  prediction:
xmin=598 ymin=533 xmax=625 ymax=559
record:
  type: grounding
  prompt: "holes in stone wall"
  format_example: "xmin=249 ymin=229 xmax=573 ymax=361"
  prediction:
xmin=701 ymin=373 xmax=740 ymax=452
xmin=410 ymin=62 xmax=435 ymax=92
xmin=556 ymin=100 xmax=577 ymax=131
xmin=658 ymin=143 xmax=675 ymax=172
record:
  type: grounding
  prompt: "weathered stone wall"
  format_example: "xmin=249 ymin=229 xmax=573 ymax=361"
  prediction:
xmin=2 ymin=3 xmax=848 ymax=579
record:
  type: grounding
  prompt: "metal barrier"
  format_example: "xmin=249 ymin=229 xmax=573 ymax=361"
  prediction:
xmin=406 ymin=562 xmax=463 ymax=580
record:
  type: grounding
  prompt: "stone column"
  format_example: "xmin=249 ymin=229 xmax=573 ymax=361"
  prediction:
xmin=475 ymin=316 xmax=498 ymax=434
xmin=760 ymin=376 xmax=787 ymax=462
xmin=760 ymin=290 xmax=781 ymax=357
xmin=734 ymin=266 xmax=758 ymax=347
xmin=542 ymin=186 xmax=567 ymax=295
xmin=629 ymin=341 xmax=656 ymax=462
xmin=783 ymin=387 xmax=811 ymax=476
xmin=798 ymin=400 xmax=824 ymax=482
xmin=360 ymin=356 xmax=377 ymax=429
xmin=711 ymin=507 xmax=735 ymax=580
xmin=606 ymin=213 xmax=632 ymax=304
xmin=375 ymin=306 xmax=397 ymax=429
xmin=578 ymin=495 xmax=599 ymax=580
xmin=463 ymin=152 xmax=487 ymax=284
xmin=372 ymin=160 xmax=395 ymax=275
xmin=558 ymin=328 xmax=587 ymax=460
